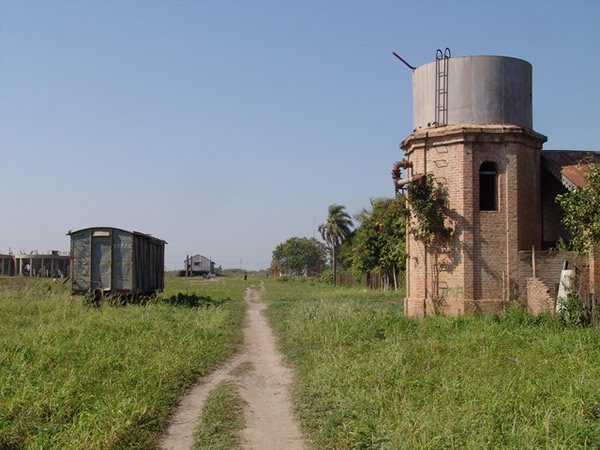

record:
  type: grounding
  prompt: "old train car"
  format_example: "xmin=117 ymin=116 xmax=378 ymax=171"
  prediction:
xmin=68 ymin=227 xmax=166 ymax=296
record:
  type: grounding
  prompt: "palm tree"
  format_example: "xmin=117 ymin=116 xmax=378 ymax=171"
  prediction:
xmin=318 ymin=204 xmax=353 ymax=286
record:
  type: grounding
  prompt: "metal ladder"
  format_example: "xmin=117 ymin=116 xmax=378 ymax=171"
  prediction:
xmin=435 ymin=48 xmax=451 ymax=127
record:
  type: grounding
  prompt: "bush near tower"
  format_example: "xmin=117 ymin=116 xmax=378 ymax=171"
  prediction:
xmin=557 ymin=163 xmax=600 ymax=252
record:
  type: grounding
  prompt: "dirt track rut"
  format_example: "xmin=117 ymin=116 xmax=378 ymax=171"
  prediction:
xmin=159 ymin=284 xmax=306 ymax=450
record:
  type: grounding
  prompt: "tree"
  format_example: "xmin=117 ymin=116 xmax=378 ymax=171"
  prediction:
xmin=335 ymin=234 xmax=356 ymax=278
xmin=351 ymin=197 xmax=407 ymax=289
xmin=406 ymin=175 xmax=454 ymax=310
xmin=557 ymin=162 xmax=600 ymax=252
xmin=271 ymin=237 xmax=327 ymax=276
xmin=406 ymin=175 xmax=452 ymax=248
xmin=318 ymin=204 xmax=353 ymax=286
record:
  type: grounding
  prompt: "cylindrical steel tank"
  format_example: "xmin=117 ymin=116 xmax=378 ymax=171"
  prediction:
xmin=412 ymin=55 xmax=532 ymax=130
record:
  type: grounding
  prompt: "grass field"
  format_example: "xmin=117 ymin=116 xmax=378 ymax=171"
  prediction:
xmin=265 ymin=278 xmax=600 ymax=449
xmin=0 ymin=274 xmax=247 ymax=449
xmin=4 ymin=273 xmax=600 ymax=449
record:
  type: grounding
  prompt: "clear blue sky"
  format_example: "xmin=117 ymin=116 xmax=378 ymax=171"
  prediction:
xmin=1 ymin=1 xmax=599 ymax=270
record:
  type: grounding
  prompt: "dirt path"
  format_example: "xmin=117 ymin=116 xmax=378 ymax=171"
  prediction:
xmin=159 ymin=284 xmax=306 ymax=450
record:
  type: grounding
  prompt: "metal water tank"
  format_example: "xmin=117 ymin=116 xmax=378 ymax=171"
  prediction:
xmin=412 ymin=55 xmax=532 ymax=130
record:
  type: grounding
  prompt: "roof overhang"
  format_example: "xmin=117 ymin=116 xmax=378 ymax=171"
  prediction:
xmin=541 ymin=150 xmax=600 ymax=190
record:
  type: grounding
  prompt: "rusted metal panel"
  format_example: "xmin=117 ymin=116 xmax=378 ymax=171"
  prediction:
xmin=91 ymin=233 xmax=111 ymax=291
xmin=131 ymin=232 xmax=166 ymax=294
xmin=112 ymin=229 xmax=132 ymax=291
xmin=71 ymin=229 xmax=91 ymax=293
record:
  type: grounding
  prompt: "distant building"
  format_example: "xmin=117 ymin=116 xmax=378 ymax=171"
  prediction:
xmin=183 ymin=254 xmax=218 ymax=277
xmin=0 ymin=251 xmax=69 ymax=277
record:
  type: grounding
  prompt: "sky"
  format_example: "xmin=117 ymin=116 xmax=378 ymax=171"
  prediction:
xmin=1 ymin=1 xmax=599 ymax=270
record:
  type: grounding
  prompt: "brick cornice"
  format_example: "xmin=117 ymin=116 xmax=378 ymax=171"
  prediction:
xmin=401 ymin=124 xmax=547 ymax=154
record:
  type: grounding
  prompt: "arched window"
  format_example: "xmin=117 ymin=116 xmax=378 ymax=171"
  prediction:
xmin=479 ymin=161 xmax=497 ymax=211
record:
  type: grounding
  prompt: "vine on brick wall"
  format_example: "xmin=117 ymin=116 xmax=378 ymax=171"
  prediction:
xmin=406 ymin=174 xmax=453 ymax=313
xmin=406 ymin=174 xmax=453 ymax=248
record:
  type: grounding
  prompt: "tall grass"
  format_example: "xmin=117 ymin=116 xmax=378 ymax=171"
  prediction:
xmin=0 ymin=274 xmax=247 ymax=449
xmin=265 ymin=279 xmax=600 ymax=449
xmin=192 ymin=381 xmax=246 ymax=450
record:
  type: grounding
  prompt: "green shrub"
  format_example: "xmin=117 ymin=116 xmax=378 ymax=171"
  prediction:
xmin=557 ymin=293 xmax=588 ymax=327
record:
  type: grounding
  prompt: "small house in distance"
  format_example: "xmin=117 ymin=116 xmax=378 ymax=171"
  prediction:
xmin=182 ymin=254 xmax=218 ymax=277
xmin=68 ymin=227 xmax=166 ymax=296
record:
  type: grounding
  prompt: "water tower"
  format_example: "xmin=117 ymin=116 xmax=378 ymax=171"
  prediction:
xmin=396 ymin=52 xmax=547 ymax=316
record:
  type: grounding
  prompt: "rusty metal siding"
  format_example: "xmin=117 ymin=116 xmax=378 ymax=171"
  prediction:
xmin=71 ymin=229 xmax=92 ymax=293
xmin=132 ymin=232 xmax=165 ymax=295
xmin=91 ymin=233 xmax=112 ymax=291
xmin=69 ymin=227 xmax=165 ymax=296
xmin=112 ymin=230 xmax=133 ymax=291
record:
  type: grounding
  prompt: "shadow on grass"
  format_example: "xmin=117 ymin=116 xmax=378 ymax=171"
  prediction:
xmin=162 ymin=293 xmax=227 ymax=308
xmin=80 ymin=292 xmax=229 ymax=308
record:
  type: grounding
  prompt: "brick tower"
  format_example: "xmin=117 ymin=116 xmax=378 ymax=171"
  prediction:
xmin=397 ymin=55 xmax=547 ymax=317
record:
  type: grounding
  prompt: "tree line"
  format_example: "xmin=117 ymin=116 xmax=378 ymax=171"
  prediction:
xmin=271 ymin=197 xmax=407 ymax=288
xmin=272 ymin=160 xmax=600 ymax=294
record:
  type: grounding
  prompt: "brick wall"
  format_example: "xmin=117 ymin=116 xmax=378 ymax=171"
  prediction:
xmin=590 ymin=249 xmax=600 ymax=297
xmin=401 ymin=125 xmax=547 ymax=317
xmin=526 ymin=277 xmax=554 ymax=314
xmin=519 ymin=251 xmax=600 ymax=315
xmin=518 ymin=250 xmax=565 ymax=305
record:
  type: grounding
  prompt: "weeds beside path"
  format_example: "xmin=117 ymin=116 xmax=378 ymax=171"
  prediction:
xmin=0 ymin=275 xmax=245 ymax=449
xmin=265 ymin=278 xmax=600 ymax=449
xmin=162 ymin=284 xmax=306 ymax=450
